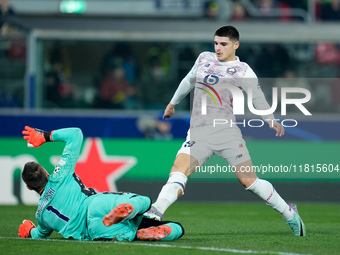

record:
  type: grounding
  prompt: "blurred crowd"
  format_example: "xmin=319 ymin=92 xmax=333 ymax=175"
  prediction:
xmin=37 ymin=41 xmax=340 ymax=114
xmin=205 ymin=0 xmax=340 ymax=21
xmin=0 ymin=0 xmax=340 ymax=113
xmin=39 ymin=42 xmax=176 ymax=111
xmin=1 ymin=38 xmax=340 ymax=113
xmin=0 ymin=0 xmax=15 ymax=35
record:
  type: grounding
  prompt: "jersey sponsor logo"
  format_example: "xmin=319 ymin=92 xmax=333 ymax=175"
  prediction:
xmin=197 ymin=75 xmax=223 ymax=107
xmin=203 ymin=75 xmax=219 ymax=85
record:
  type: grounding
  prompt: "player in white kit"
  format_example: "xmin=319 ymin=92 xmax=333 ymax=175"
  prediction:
xmin=144 ymin=25 xmax=306 ymax=236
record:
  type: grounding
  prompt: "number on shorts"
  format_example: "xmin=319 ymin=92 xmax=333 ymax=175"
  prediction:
xmin=184 ymin=141 xmax=196 ymax=147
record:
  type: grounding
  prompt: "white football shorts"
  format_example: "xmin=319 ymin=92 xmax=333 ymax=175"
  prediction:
xmin=177 ymin=125 xmax=251 ymax=166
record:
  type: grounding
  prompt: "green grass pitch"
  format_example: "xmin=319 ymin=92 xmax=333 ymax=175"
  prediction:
xmin=0 ymin=203 xmax=339 ymax=255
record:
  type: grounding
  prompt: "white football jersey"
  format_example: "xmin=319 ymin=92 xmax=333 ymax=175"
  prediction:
xmin=170 ymin=52 xmax=274 ymax=129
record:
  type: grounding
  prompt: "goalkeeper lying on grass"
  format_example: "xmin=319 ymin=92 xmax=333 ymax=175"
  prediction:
xmin=18 ymin=126 xmax=184 ymax=241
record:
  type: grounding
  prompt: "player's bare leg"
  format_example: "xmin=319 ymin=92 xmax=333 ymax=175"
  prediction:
xmin=144 ymin=153 xmax=198 ymax=220
xmin=233 ymin=159 xmax=257 ymax=188
xmin=234 ymin=159 xmax=306 ymax=236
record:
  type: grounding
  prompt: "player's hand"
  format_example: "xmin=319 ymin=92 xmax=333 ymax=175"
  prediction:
xmin=18 ymin=220 xmax=36 ymax=238
xmin=22 ymin=126 xmax=47 ymax=148
xmin=163 ymin=103 xmax=175 ymax=120
xmin=268 ymin=120 xmax=285 ymax=137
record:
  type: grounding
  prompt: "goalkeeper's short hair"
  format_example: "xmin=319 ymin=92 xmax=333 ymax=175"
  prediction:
xmin=22 ymin=161 xmax=49 ymax=193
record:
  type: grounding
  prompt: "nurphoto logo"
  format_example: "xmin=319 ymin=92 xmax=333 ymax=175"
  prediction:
xmin=200 ymin=86 xmax=312 ymax=116
xmin=197 ymin=76 xmax=312 ymax=128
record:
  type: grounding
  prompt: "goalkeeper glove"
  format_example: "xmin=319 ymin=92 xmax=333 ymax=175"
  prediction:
xmin=18 ymin=220 xmax=36 ymax=238
xmin=22 ymin=126 xmax=54 ymax=148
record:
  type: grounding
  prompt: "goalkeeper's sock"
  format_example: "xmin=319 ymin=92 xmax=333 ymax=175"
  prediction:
xmin=153 ymin=172 xmax=187 ymax=214
xmin=246 ymin=178 xmax=294 ymax=221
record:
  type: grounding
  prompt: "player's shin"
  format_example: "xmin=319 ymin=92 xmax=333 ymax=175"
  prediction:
xmin=246 ymin=178 xmax=294 ymax=220
xmin=153 ymin=172 xmax=188 ymax=215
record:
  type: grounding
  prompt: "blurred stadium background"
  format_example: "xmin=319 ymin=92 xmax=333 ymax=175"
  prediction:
xmin=0 ymin=0 xmax=339 ymax=205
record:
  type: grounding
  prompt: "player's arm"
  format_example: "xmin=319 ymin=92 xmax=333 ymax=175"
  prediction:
xmin=242 ymin=68 xmax=284 ymax=137
xmin=18 ymin=219 xmax=52 ymax=239
xmin=267 ymin=119 xmax=285 ymax=137
xmin=251 ymin=93 xmax=284 ymax=137
xmin=252 ymin=92 xmax=284 ymax=137
xmin=30 ymin=224 xmax=53 ymax=239
xmin=163 ymin=58 xmax=198 ymax=119
xmin=22 ymin=126 xmax=83 ymax=172
xmin=51 ymin=127 xmax=83 ymax=162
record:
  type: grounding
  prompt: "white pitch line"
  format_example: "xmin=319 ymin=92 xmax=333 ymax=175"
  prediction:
xmin=0 ymin=236 xmax=311 ymax=255
xmin=116 ymin=242 xmax=311 ymax=255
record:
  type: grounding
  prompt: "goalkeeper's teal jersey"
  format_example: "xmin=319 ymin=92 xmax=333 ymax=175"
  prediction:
xmin=31 ymin=128 xmax=96 ymax=240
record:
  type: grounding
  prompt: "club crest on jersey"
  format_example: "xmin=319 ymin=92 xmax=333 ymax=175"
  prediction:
xmin=227 ymin=67 xmax=236 ymax=75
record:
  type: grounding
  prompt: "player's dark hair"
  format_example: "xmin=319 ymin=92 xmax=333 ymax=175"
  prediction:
xmin=22 ymin=161 xmax=48 ymax=193
xmin=214 ymin=25 xmax=240 ymax=42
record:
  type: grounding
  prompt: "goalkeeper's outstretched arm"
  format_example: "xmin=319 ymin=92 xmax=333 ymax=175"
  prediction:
xmin=23 ymin=126 xmax=83 ymax=172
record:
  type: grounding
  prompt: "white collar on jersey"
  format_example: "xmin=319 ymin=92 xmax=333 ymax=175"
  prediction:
xmin=215 ymin=55 xmax=240 ymax=65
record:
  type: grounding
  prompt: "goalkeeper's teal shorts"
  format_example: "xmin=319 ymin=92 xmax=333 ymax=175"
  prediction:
xmin=87 ymin=192 xmax=151 ymax=241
